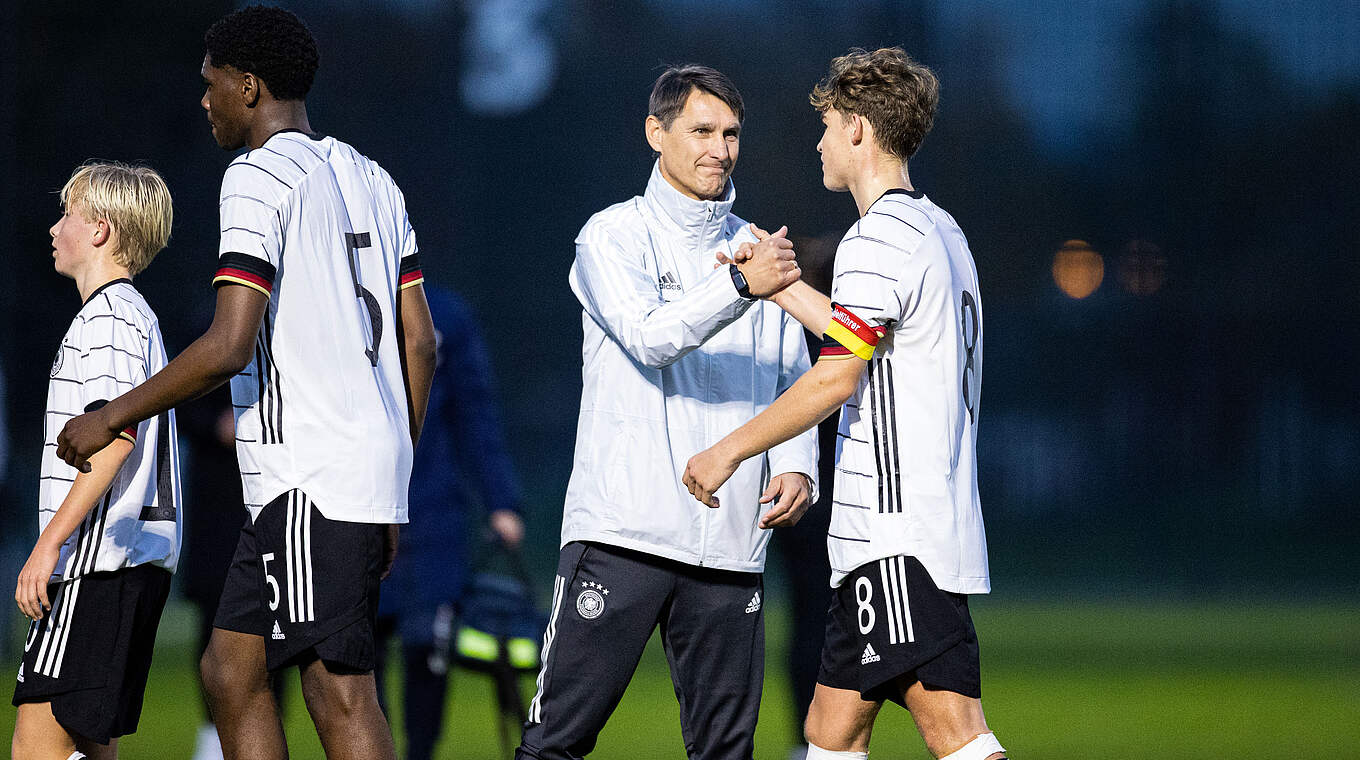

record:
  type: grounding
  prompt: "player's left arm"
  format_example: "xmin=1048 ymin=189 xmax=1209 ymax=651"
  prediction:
xmin=684 ymin=355 xmax=865 ymax=508
xmin=726 ymin=225 xmax=834 ymax=333
xmin=15 ymin=439 xmax=133 ymax=620
xmin=396 ymin=280 xmax=437 ymax=446
xmin=57 ymin=286 xmax=267 ymax=472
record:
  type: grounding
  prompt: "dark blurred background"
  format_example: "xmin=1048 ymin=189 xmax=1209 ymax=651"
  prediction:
xmin=3 ymin=0 xmax=1357 ymax=614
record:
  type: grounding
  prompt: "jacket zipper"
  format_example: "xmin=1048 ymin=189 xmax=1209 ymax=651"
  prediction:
xmin=697 ymin=200 xmax=716 ymax=565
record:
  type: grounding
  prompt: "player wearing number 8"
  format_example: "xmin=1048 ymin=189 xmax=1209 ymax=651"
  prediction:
xmin=53 ymin=6 xmax=437 ymax=760
xmin=683 ymin=48 xmax=1007 ymax=760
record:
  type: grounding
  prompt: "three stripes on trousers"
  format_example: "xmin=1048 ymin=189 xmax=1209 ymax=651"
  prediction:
xmin=527 ymin=574 xmax=566 ymax=724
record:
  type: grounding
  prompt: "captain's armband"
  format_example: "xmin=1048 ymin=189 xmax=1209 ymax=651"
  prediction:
xmin=820 ymin=303 xmax=884 ymax=361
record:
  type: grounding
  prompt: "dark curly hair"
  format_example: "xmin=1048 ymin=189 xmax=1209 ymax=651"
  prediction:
xmin=205 ymin=5 xmax=319 ymax=101
xmin=810 ymin=47 xmax=938 ymax=162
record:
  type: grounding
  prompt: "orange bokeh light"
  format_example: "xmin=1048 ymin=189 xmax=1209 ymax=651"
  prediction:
xmin=1052 ymin=239 xmax=1104 ymax=299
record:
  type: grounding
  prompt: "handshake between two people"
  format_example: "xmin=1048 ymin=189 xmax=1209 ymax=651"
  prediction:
xmin=718 ymin=223 xmax=801 ymax=298
xmin=680 ymin=222 xmax=814 ymax=528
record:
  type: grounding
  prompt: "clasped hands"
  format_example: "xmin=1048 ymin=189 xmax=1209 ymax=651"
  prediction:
xmin=718 ymin=224 xmax=800 ymax=298
xmin=683 ymin=223 xmax=810 ymax=526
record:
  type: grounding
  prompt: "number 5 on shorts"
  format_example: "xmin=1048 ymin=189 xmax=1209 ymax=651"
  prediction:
xmin=262 ymin=552 xmax=281 ymax=611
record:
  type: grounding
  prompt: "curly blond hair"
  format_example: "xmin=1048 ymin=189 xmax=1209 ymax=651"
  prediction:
xmin=60 ymin=162 xmax=173 ymax=276
xmin=810 ymin=47 xmax=939 ymax=162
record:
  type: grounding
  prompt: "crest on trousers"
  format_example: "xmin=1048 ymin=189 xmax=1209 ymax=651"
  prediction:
xmin=576 ymin=580 xmax=609 ymax=619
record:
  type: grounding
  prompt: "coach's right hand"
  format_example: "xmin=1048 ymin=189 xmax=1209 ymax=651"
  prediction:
xmin=736 ymin=225 xmax=800 ymax=297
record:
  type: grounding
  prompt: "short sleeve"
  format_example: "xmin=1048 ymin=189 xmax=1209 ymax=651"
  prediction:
xmin=822 ymin=237 xmax=904 ymax=360
xmin=399 ymin=202 xmax=419 ymax=260
xmin=397 ymin=191 xmax=423 ymax=290
xmin=214 ymin=159 xmax=285 ymax=296
xmin=76 ymin=303 xmax=148 ymax=442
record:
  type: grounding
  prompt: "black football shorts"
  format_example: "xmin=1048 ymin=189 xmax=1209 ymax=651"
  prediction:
xmin=214 ymin=490 xmax=385 ymax=671
xmin=13 ymin=564 xmax=172 ymax=743
xmin=818 ymin=554 xmax=981 ymax=702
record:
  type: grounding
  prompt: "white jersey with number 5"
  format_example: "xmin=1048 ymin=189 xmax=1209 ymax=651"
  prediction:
xmin=822 ymin=188 xmax=989 ymax=594
xmin=214 ymin=130 xmax=425 ymax=525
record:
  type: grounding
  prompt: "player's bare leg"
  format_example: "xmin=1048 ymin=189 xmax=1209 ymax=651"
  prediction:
xmin=13 ymin=701 xmax=79 ymax=759
xmin=900 ymin=680 xmax=1004 ymax=759
xmin=298 ymin=657 xmax=396 ymax=760
xmin=12 ymin=701 xmax=116 ymax=759
xmin=803 ymin=682 xmax=882 ymax=754
xmin=200 ymin=628 xmax=287 ymax=760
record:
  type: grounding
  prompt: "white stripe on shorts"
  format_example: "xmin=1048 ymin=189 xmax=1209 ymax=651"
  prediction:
xmin=896 ymin=556 xmax=915 ymax=643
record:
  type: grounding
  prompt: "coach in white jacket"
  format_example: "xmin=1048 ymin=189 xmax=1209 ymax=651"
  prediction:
xmin=517 ymin=66 xmax=818 ymax=760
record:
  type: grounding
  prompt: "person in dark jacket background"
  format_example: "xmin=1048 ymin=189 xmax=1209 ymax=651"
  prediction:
xmin=374 ymin=283 xmax=525 ymax=760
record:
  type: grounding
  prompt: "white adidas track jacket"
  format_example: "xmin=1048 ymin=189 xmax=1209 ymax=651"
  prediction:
xmin=560 ymin=163 xmax=818 ymax=573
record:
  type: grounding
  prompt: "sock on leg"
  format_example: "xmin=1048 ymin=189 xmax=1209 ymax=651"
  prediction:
xmin=805 ymin=742 xmax=868 ymax=760
xmin=938 ymin=732 xmax=1005 ymax=760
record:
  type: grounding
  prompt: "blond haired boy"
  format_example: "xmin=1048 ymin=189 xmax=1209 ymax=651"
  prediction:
xmin=11 ymin=162 xmax=181 ymax=760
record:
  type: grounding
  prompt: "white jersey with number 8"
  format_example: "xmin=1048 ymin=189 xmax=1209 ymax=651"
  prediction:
xmin=823 ymin=188 xmax=989 ymax=595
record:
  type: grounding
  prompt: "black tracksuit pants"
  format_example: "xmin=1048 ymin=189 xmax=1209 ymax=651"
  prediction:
xmin=517 ymin=541 xmax=765 ymax=760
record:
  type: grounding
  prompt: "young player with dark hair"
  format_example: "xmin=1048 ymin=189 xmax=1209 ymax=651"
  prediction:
xmin=55 ymin=6 xmax=437 ymax=760
xmin=685 ymin=48 xmax=1009 ymax=760
xmin=13 ymin=162 xmax=179 ymax=760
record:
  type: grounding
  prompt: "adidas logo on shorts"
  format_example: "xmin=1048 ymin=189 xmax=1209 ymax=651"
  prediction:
xmin=745 ymin=591 xmax=761 ymax=614
xmin=16 ymin=663 xmax=23 ymax=683
xmin=861 ymin=643 xmax=881 ymax=665
xmin=272 ymin=620 xmax=286 ymax=641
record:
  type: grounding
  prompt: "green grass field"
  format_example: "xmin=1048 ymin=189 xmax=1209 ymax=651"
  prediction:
xmin=4 ymin=598 xmax=1357 ymax=759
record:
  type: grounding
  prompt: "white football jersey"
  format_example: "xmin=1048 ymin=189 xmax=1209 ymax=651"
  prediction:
xmin=40 ymin=280 xmax=182 ymax=579
xmin=214 ymin=130 xmax=424 ymax=524
xmin=822 ymin=189 xmax=989 ymax=594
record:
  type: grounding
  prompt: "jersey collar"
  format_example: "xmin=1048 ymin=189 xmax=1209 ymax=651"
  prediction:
xmin=874 ymin=187 xmax=926 ymax=205
xmin=83 ymin=277 xmax=132 ymax=306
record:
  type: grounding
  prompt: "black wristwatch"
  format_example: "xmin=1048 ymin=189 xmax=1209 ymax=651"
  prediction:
xmin=729 ymin=264 xmax=754 ymax=300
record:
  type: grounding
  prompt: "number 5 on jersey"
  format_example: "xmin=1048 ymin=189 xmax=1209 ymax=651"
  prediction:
xmin=345 ymin=231 xmax=383 ymax=367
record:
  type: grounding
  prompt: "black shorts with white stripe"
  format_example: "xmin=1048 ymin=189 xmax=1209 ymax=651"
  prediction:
xmin=213 ymin=490 xmax=385 ymax=671
xmin=817 ymin=555 xmax=981 ymax=702
xmin=12 ymin=564 xmax=172 ymax=743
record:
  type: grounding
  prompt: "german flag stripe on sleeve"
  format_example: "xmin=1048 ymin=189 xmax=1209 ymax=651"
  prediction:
xmin=818 ymin=338 xmax=854 ymax=359
xmin=118 ymin=425 xmax=137 ymax=443
xmin=399 ymin=253 xmax=424 ymax=290
xmin=821 ymin=303 xmax=883 ymax=361
xmin=213 ymin=252 xmax=276 ymax=296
